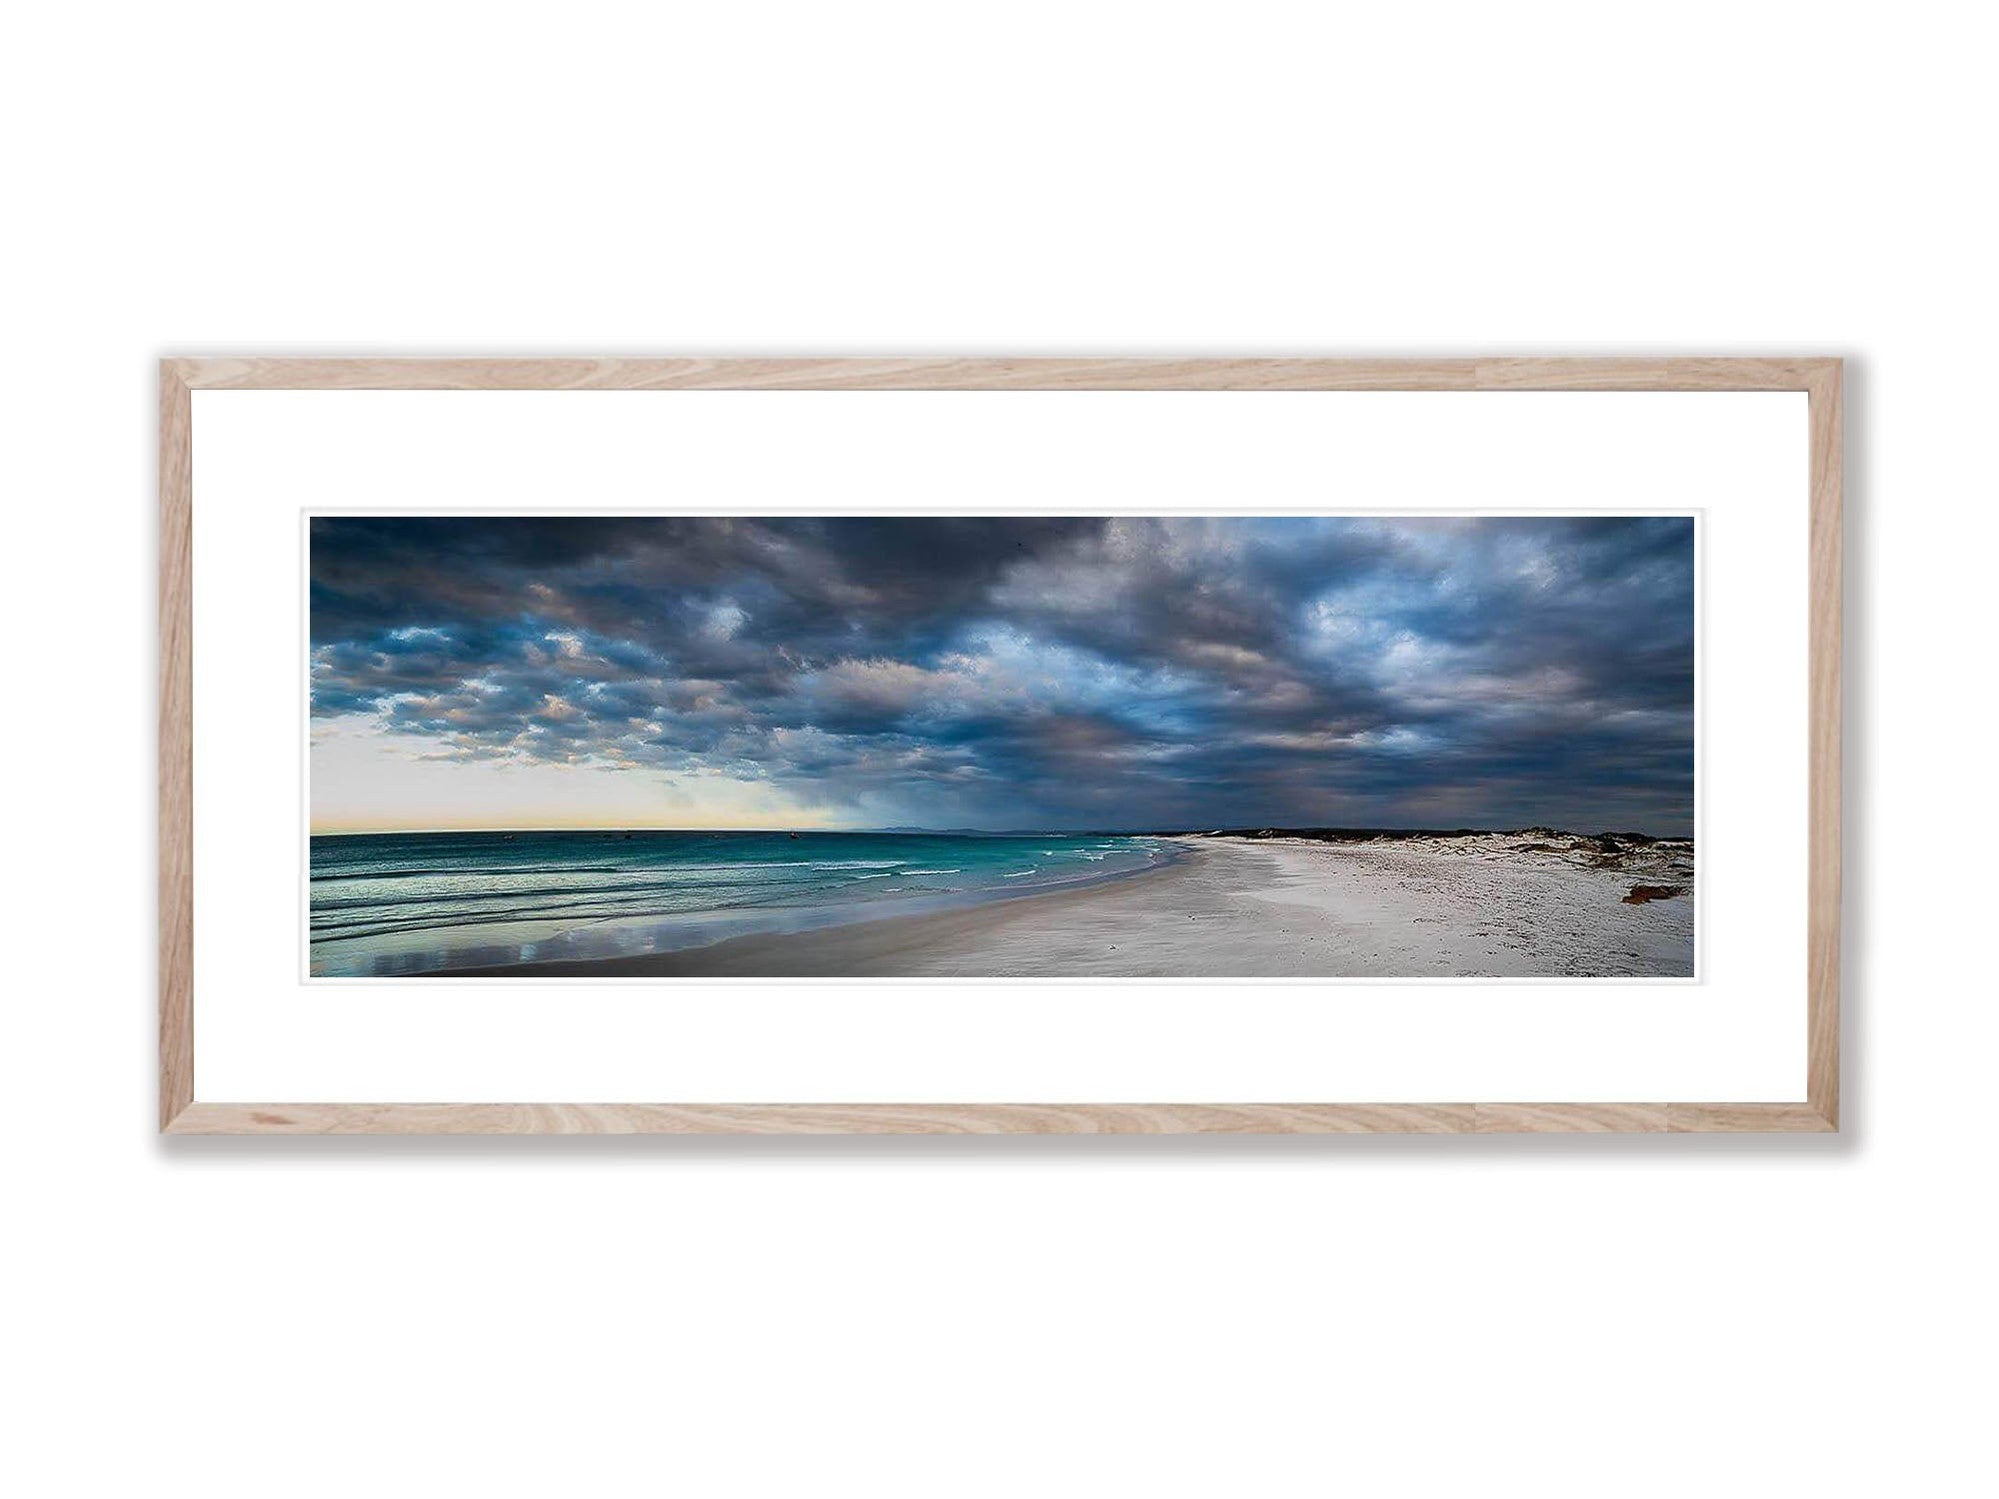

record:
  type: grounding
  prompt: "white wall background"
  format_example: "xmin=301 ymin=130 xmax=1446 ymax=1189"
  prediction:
xmin=2 ymin=4 xmax=1989 ymax=1496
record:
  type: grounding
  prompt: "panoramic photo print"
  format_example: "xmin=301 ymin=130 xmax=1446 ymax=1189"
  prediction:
xmin=308 ymin=515 xmax=1696 ymax=978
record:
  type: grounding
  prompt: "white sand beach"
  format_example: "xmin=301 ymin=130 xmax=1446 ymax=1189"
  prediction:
xmin=464 ymin=832 xmax=1694 ymax=978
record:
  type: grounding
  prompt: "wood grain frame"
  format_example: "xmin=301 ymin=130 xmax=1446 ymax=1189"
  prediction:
xmin=159 ymin=357 xmax=1841 ymax=1135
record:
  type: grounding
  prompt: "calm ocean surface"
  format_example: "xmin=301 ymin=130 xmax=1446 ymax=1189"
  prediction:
xmin=308 ymin=830 xmax=1170 ymax=976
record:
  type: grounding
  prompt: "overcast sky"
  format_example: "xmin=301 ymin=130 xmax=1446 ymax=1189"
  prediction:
xmin=308 ymin=515 xmax=1695 ymax=835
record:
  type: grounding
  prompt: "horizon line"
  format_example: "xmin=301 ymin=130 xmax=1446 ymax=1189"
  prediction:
xmin=309 ymin=821 xmax=1693 ymax=839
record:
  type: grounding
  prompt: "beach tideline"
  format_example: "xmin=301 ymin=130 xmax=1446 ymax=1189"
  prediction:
xmin=308 ymin=829 xmax=1169 ymax=978
xmin=434 ymin=832 xmax=1695 ymax=980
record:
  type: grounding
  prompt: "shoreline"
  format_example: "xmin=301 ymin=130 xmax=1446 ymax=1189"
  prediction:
xmin=420 ymin=841 xmax=1185 ymax=978
xmin=313 ymin=831 xmax=1179 ymax=977
xmin=436 ymin=853 xmax=1188 ymax=977
xmin=430 ymin=833 xmax=1694 ymax=979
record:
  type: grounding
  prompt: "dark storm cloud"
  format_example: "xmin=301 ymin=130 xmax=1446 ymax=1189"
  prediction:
xmin=310 ymin=515 xmax=1696 ymax=834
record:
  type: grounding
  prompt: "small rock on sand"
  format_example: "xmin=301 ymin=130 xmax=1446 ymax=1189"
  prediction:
xmin=1622 ymin=884 xmax=1684 ymax=905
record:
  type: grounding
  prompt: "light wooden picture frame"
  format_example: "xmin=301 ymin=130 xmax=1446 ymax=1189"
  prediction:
xmin=159 ymin=357 xmax=1841 ymax=1135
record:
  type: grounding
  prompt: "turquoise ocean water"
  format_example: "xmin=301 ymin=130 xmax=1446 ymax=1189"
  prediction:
xmin=308 ymin=829 xmax=1169 ymax=976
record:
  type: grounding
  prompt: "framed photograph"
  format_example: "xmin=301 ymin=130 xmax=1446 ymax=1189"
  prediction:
xmin=160 ymin=357 xmax=1840 ymax=1134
